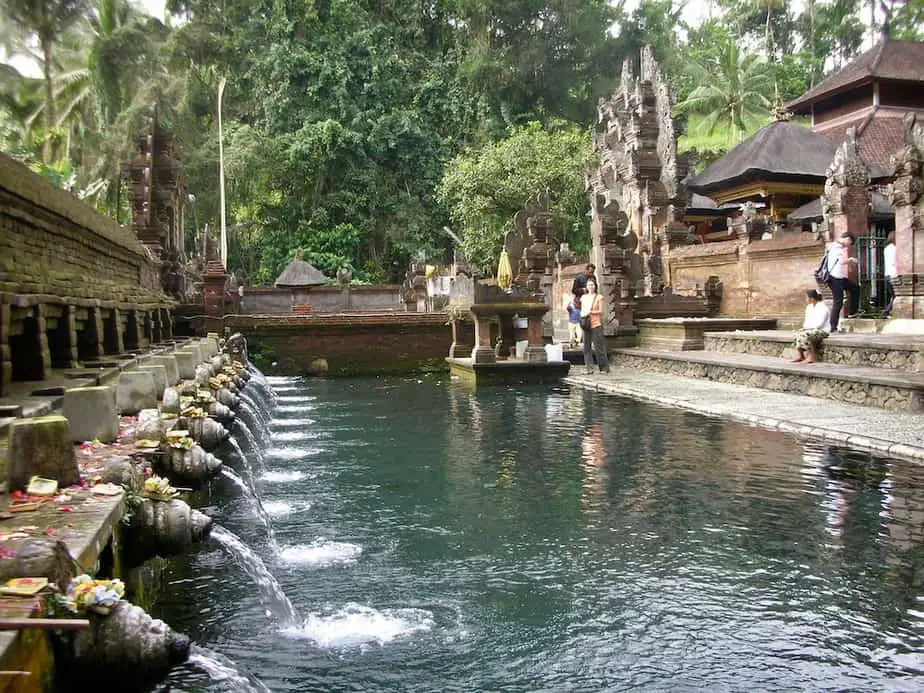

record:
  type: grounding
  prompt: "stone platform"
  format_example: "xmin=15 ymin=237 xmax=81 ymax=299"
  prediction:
xmin=447 ymin=357 xmax=571 ymax=386
xmin=635 ymin=317 xmax=778 ymax=351
xmin=564 ymin=368 xmax=924 ymax=463
xmin=704 ymin=330 xmax=924 ymax=372
xmin=609 ymin=347 xmax=924 ymax=412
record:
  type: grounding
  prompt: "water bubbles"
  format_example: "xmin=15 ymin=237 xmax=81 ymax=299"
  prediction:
xmin=261 ymin=470 xmax=309 ymax=483
xmin=277 ymin=539 xmax=362 ymax=568
xmin=280 ymin=603 xmax=435 ymax=648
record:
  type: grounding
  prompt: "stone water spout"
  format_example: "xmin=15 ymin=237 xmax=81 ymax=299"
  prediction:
xmin=216 ymin=387 xmax=240 ymax=410
xmin=157 ymin=444 xmax=223 ymax=486
xmin=125 ymin=498 xmax=213 ymax=564
xmin=206 ymin=400 xmax=235 ymax=424
xmin=181 ymin=416 xmax=230 ymax=451
xmin=54 ymin=601 xmax=190 ymax=689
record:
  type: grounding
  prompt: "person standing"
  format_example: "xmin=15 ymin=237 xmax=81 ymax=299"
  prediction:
xmin=571 ymin=264 xmax=598 ymax=296
xmin=580 ymin=279 xmax=610 ymax=375
xmin=882 ymin=231 xmax=897 ymax=318
xmin=566 ymin=292 xmax=583 ymax=348
xmin=791 ymin=289 xmax=831 ymax=364
xmin=824 ymin=231 xmax=859 ymax=332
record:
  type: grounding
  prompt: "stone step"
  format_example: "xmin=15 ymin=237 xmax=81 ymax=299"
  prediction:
xmin=609 ymin=347 xmax=924 ymax=412
xmin=703 ymin=330 xmax=924 ymax=373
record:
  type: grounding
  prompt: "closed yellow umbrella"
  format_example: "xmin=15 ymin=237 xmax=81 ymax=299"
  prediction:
xmin=496 ymin=250 xmax=513 ymax=290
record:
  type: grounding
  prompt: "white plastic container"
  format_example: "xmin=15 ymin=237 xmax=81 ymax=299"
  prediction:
xmin=515 ymin=340 xmax=528 ymax=359
xmin=545 ymin=343 xmax=563 ymax=362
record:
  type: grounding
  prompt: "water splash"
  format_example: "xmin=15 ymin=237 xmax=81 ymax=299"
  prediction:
xmin=261 ymin=470 xmax=309 ymax=483
xmin=240 ymin=393 xmax=271 ymax=437
xmin=278 ymin=539 xmax=362 ymax=568
xmin=281 ymin=603 xmax=434 ymax=648
xmin=234 ymin=418 xmax=265 ymax=468
xmin=210 ymin=526 xmax=298 ymax=626
xmin=263 ymin=500 xmax=311 ymax=519
xmin=221 ymin=469 xmax=276 ymax=548
xmin=188 ymin=646 xmax=270 ymax=693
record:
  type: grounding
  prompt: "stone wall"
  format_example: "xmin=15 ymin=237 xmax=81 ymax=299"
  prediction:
xmin=668 ymin=234 xmax=824 ymax=316
xmin=241 ymin=285 xmax=402 ymax=314
xmin=223 ymin=313 xmax=451 ymax=375
xmin=0 ymin=153 xmax=173 ymax=395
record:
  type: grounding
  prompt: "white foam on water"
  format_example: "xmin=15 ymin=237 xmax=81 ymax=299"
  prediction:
xmin=265 ymin=447 xmax=325 ymax=460
xmin=281 ymin=603 xmax=435 ymax=648
xmin=275 ymin=395 xmax=318 ymax=403
xmin=260 ymin=470 xmax=309 ymax=483
xmin=275 ymin=404 xmax=316 ymax=413
xmin=266 ymin=376 xmax=299 ymax=384
xmin=278 ymin=539 xmax=362 ymax=567
xmin=270 ymin=417 xmax=316 ymax=427
xmin=262 ymin=500 xmax=311 ymax=518
xmin=272 ymin=430 xmax=323 ymax=442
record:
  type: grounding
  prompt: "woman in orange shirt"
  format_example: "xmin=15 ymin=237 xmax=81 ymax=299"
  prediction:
xmin=579 ymin=279 xmax=610 ymax=375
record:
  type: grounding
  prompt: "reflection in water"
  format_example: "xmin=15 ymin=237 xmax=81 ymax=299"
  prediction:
xmin=158 ymin=378 xmax=924 ymax=692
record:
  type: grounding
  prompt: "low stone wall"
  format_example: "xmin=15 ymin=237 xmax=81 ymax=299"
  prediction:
xmin=224 ymin=313 xmax=451 ymax=375
xmin=0 ymin=154 xmax=173 ymax=396
xmin=241 ymin=285 xmax=402 ymax=314
xmin=668 ymin=233 xmax=824 ymax=317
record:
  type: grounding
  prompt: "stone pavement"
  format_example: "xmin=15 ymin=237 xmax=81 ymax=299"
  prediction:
xmin=564 ymin=368 xmax=924 ymax=463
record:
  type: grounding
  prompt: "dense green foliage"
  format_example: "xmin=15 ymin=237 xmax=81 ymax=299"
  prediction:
xmin=2 ymin=0 xmax=917 ymax=282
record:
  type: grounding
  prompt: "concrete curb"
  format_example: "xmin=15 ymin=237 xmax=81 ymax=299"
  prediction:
xmin=563 ymin=375 xmax=924 ymax=464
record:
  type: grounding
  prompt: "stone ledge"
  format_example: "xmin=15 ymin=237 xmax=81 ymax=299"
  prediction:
xmin=563 ymin=372 xmax=924 ymax=463
xmin=704 ymin=330 xmax=924 ymax=372
xmin=610 ymin=347 xmax=924 ymax=412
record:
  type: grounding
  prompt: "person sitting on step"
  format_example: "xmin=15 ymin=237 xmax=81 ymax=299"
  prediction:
xmin=792 ymin=289 xmax=831 ymax=364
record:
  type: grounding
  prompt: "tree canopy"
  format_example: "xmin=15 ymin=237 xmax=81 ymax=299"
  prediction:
xmin=1 ymin=0 xmax=909 ymax=283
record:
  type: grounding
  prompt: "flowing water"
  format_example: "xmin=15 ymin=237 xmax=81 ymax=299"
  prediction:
xmin=208 ymin=526 xmax=297 ymax=625
xmin=234 ymin=418 xmax=266 ymax=468
xmin=220 ymin=469 xmax=276 ymax=548
xmin=159 ymin=375 xmax=924 ymax=692
xmin=187 ymin=647 xmax=271 ymax=693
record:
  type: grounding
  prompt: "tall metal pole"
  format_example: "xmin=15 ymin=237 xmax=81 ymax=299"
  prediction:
xmin=218 ymin=76 xmax=228 ymax=268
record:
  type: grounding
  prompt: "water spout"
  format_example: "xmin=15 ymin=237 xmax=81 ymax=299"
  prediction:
xmin=188 ymin=646 xmax=270 ymax=693
xmin=220 ymin=469 xmax=276 ymax=548
xmin=210 ymin=526 xmax=298 ymax=626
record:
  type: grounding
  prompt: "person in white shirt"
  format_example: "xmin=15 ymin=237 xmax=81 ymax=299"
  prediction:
xmin=824 ymin=231 xmax=859 ymax=332
xmin=792 ymin=289 xmax=831 ymax=364
xmin=882 ymin=231 xmax=897 ymax=318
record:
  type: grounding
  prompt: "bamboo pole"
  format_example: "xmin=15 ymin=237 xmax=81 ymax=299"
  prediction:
xmin=0 ymin=619 xmax=90 ymax=631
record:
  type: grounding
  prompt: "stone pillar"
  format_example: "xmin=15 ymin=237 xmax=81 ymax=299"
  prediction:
xmin=123 ymin=309 xmax=141 ymax=351
xmin=45 ymin=304 xmax=79 ymax=370
xmin=102 ymin=308 xmax=124 ymax=355
xmin=7 ymin=415 xmax=79 ymax=491
xmin=888 ymin=114 xmax=924 ymax=319
xmin=77 ymin=306 xmax=104 ymax=362
xmin=33 ymin=303 xmax=52 ymax=380
xmin=523 ymin=307 xmax=548 ymax=363
xmin=448 ymin=318 xmax=474 ymax=358
xmin=591 ymin=200 xmax=638 ymax=334
xmin=470 ymin=306 xmax=496 ymax=364
xmin=203 ymin=268 xmax=228 ymax=317
xmin=823 ymin=129 xmax=870 ymax=250
xmin=0 ymin=300 xmax=11 ymax=396
xmin=62 ymin=386 xmax=119 ymax=443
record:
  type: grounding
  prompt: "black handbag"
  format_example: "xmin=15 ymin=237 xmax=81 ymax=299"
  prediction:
xmin=814 ymin=253 xmax=837 ymax=283
xmin=579 ymin=315 xmax=591 ymax=330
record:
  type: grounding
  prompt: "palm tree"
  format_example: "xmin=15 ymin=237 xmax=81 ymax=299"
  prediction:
xmin=675 ymin=40 xmax=772 ymax=145
xmin=0 ymin=0 xmax=89 ymax=161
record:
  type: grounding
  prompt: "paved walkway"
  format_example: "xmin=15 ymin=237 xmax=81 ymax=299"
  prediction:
xmin=564 ymin=368 xmax=924 ymax=463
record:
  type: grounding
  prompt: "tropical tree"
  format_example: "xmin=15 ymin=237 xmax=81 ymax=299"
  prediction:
xmin=675 ymin=38 xmax=772 ymax=145
xmin=436 ymin=121 xmax=592 ymax=273
xmin=0 ymin=0 xmax=88 ymax=160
